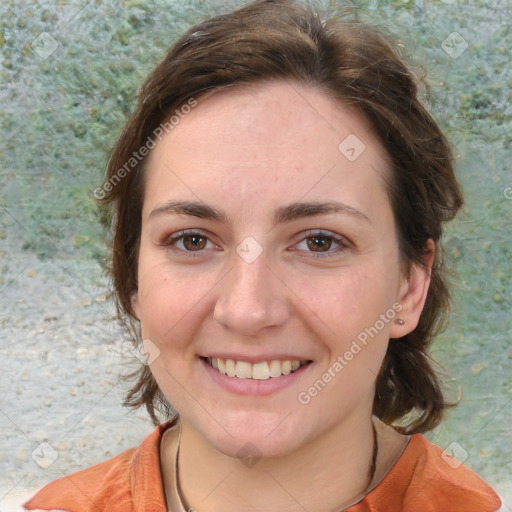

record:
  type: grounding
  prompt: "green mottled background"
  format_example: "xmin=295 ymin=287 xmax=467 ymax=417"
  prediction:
xmin=1 ymin=0 xmax=510 ymax=505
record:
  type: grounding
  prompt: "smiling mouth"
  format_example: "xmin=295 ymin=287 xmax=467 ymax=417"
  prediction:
xmin=201 ymin=357 xmax=312 ymax=380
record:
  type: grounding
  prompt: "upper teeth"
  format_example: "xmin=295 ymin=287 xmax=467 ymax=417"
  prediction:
xmin=207 ymin=358 xmax=308 ymax=380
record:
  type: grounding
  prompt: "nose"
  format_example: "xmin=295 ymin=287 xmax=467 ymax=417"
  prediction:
xmin=213 ymin=248 xmax=291 ymax=336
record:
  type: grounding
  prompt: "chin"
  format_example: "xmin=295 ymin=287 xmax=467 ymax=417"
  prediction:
xmin=197 ymin=409 xmax=310 ymax=460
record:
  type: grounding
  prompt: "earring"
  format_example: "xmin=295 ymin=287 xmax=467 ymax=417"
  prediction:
xmin=395 ymin=318 xmax=405 ymax=325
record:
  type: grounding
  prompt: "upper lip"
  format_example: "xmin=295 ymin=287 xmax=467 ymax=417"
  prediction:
xmin=200 ymin=354 xmax=312 ymax=364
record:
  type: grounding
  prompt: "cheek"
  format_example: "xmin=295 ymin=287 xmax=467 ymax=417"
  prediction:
xmin=135 ymin=260 xmax=218 ymax=350
xmin=298 ymin=266 xmax=390 ymax=334
xmin=297 ymin=264 xmax=395 ymax=373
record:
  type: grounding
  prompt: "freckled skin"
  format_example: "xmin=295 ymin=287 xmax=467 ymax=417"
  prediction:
xmin=133 ymin=81 xmax=433 ymax=511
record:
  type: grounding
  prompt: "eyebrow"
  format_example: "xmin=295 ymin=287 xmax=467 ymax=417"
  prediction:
xmin=149 ymin=200 xmax=371 ymax=226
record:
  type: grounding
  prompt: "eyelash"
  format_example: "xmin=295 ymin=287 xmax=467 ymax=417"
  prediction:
xmin=161 ymin=229 xmax=349 ymax=259
xmin=161 ymin=230 xmax=217 ymax=259
xmin=294 ymin=230 xmax=348 ymax=258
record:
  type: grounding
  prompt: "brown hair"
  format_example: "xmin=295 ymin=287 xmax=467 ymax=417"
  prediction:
xmin=98 ymin=0 xmax=463 ymax=433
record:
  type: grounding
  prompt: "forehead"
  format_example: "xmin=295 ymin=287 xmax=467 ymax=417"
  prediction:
xmin=142 ymin=81 xmax=391 ymax=223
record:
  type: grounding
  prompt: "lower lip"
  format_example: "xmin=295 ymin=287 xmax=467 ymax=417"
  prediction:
xmin=198 ymin=357 xmax=313 ymax=396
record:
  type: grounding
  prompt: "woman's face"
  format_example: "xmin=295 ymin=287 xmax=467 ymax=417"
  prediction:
xmin=133 ymin=81 xmax=424 ymax=458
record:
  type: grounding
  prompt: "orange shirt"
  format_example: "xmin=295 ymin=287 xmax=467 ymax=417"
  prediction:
xmin=23 ymin=417 xmax=502 ymax=512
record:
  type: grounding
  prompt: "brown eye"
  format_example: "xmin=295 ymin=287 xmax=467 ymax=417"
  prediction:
xmin=182 ymin=234 xmax=207 ymax=251
xmin=162 ymin=230 xmax=217 ymax=258
xmin=293 ymin=230 xmax=348 ymax=259
xmin=306 ymin=235 xmax=334 ymax=252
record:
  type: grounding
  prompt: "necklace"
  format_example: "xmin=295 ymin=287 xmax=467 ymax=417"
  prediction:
xmin=174 ymin=417 xmax=379 ymax=511
xmin=368 ymin=418 xmax=379 ymax=488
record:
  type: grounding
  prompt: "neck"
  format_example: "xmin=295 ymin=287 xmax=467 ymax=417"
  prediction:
xmin=177 ymin=414 xmax=378 ymax=512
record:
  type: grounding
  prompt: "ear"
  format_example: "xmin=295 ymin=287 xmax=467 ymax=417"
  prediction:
xmin=389 ymin=239 xmax=435 ymax=339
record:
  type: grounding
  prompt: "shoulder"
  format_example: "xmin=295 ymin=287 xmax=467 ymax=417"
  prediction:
xmin=23 ymin=418 xmax=177 ymax=512
xmin=22 ymin=445 xmax=137 ymax=511
xmin=380 ymin=434 xmax=502 ymax=512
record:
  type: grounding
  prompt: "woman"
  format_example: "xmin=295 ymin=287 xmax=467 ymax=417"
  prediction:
xmin=24 ymin=0 xmax=503 ymax=510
